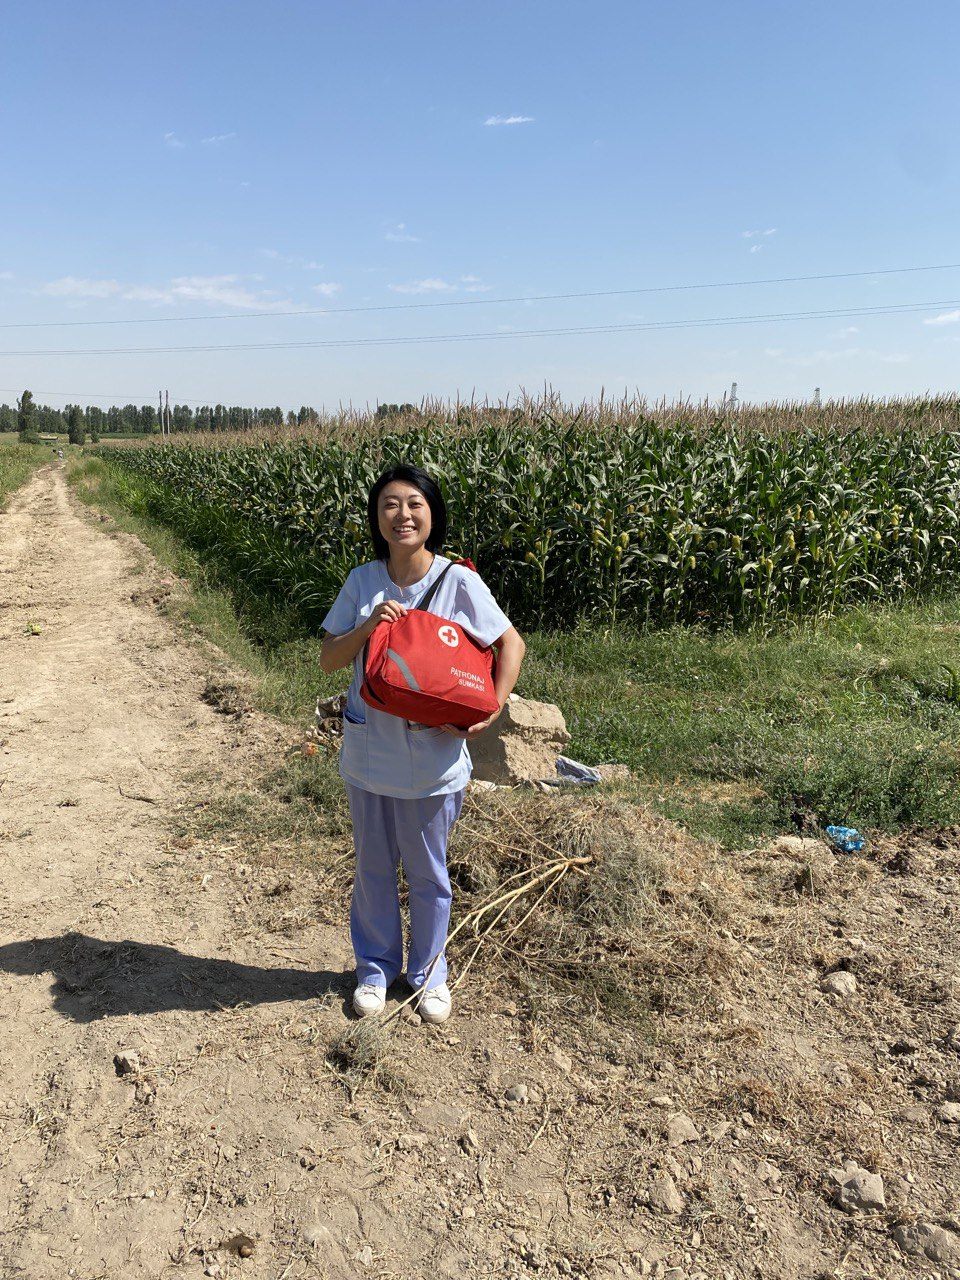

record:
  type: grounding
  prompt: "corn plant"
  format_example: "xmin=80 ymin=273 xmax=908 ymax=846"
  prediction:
xmin=97 ymin=400 xmax=960 ymax=632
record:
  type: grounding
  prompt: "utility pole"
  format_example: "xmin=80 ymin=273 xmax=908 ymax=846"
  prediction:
xmin=159 ymin=390 xmax=165 ymax=438
xmin=164 ymin=389 xmax=171 ymax=437
xmin=813 ymin=386 xmax=821 ymax=408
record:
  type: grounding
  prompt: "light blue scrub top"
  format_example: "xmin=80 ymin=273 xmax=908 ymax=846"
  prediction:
xmin=321 ymin=556 xmax=512 ymax=799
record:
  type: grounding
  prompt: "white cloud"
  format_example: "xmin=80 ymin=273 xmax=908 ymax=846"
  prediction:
xmin=313 ymin=282 xmax=342 ymax=297
xmin=749 ymin=244 xmax=763 ymax=254
xmin=387 ymin=275 xmax=490 ymax=296
xmin=260 ymin=248 xmax=324 ymax=270
xmin=162 ymin=275 xmax=291 ymax=309
xmin=742 ymin=227 xmax=777 ymax=239
xmin=163 ymin=131 xmax=185 ymax=149
xmin=385 ymin=223 xmax=420 ymax=243
xmin=0 ymin=270 xmax=14 ymax=280
xmin=389 ymin=277 xmax=458 ymax=294
xmin=924 ymin=309 xmax=960 ymax=326
xmin=484 ymin=114 xmax=534 ymax=126
xmin=41 ymin=273 xmax=291 ymax=310
xmin=42 ymin=276 xmax=122 ymax=299
xmin=764 ymin=345 xmax=909 ymax=368
xmin=201 ymin=132 xmax=236 ymax=145
xmin=833 ymin=326 xmax=860 ymax=338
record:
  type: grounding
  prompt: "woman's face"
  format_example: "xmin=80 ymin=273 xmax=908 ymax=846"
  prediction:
xmin=377 ymin=481 xmax=432 ymax=555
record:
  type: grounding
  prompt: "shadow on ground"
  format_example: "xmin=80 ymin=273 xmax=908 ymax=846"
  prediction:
xmin=0 ymin=932 xmax=349 ymax=1022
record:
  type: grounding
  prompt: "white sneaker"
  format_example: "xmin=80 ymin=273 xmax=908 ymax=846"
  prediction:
xmin=353 ymin=982 xmax=386 ymax=1017
xmin=415 ymin=983 xmax=452 ymax=1025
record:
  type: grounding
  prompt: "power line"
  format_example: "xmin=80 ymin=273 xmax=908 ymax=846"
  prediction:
xmin=2 ymin=261 xmax=960 ymax=331
xmin=0 ymin=387 xmax=212 ymax=406
xmin=0 ymin=297 xmax=954 ymax=359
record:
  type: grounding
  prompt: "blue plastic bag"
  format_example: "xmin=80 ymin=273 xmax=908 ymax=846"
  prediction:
xmin=825 ymin=824 xmax=865 ymax=853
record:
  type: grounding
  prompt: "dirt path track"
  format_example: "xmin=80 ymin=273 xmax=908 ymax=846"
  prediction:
xmin=0 ymin=466 xmax=396 ymax=1277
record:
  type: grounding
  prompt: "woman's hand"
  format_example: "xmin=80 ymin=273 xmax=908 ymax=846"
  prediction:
xmin=438 ymin=704 xmax=503 ymax=738
xmin=364 ymin=600 xmax=408 ymax=634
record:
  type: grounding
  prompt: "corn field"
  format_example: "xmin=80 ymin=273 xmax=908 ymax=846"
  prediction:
xmin=97 ymin=398 xmax=960 ymax=631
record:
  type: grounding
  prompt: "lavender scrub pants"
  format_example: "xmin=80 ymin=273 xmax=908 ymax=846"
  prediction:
xmin=346 ymin=783 xmax=465 ymax=991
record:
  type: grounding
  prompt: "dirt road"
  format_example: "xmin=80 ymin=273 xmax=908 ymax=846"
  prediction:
xmin=2 ymin=465 xmax=959 ymax=1280
xmin=0 ymin=466 xmax=409 ymax=1277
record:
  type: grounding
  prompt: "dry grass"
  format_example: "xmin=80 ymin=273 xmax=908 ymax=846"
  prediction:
xmin=437 ymin=788 xmax=739 ymax=1025
xmin=325 ymin=1019 xmax=410 ymax=1101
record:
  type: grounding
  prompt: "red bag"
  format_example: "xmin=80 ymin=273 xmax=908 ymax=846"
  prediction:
xmin=361 ymin=559 xmax=499 ymax=728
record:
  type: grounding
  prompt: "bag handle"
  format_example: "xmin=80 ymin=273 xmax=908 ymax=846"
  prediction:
xmin=415 ymin=557 xmax=474 ymax=614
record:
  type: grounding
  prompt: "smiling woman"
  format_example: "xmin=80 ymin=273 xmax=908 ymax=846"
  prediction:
xmin=318 ymin=462 xmax=525 ymax=1026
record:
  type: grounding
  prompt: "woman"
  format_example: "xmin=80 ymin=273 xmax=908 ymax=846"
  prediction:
xmin=319 ymin=464 xmax=525 ymax=1023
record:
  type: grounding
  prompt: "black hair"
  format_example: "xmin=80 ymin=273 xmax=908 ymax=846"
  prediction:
xmin=367 ymin=464 xmax=447 ymax=561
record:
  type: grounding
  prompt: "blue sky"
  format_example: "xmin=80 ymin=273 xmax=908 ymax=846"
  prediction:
xmin=1 ymin=0 xmax=959 ymax=411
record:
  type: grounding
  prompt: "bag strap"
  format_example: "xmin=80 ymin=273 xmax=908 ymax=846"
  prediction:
xmin=415 ymin=557 xmax=473 ymax=614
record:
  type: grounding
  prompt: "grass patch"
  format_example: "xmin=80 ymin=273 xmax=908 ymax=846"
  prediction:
xmin=0 ymin=441 xmax=48 ymax=507
xmin=67 ymin=454 xmax=960 ymax=848
xmin=325 ymin=1020 xmax=409 ymax=1101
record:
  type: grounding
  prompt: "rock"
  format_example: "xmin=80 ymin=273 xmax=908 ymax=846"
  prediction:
xmin=469 ymin=695 xmax=571 ymax=785
xmin=400 ymin=1005 xmax=422 ymax=1026
xmin=551 ymin=1047 xmax=573 ymax=1074
xmin=893 ymin=1222 xmax=960 ymax=1264
xmin=757 ymin=1160 xmax=782 ymax=1184
xmin=823 ymin=1061 xmax=853 ymax=1087
xmin=820 ymin=971 xmax=858 ymax=998
xmin=830 ymin=1160 xmax=886 ymax=1212
xmin=460 ymin=1129 xmax=481 ymax=1155
xmin=505 ymin=1083 xmax=529 ymax=1104
xmin=225 ymin=1234 xmax=255 ymax=1259
xmin=595 ymin=763 xmax=632 ymax=782
xmin=302 ymin=1221 xmax=333 ymax=1249
xmin=945 ymin=1024 xmax=960 ymax=1053
xmin=936 ymin=1102 xmax=960 ymax=1123
xmin=647 ymin=1172 xmax=685 ymax=1215
xmin=666 ymin=1113 xmax=701 ymax=1146
xmin=889 ymin=1037 xmax=920 ymax=1056
xmin=316 ymin=692 xmax=347 ymax=720
xmin=774 ymin=835 xmax=829 ymax=856
xmin=356 ymin=1244 xmax=374 ymax=1267
xmin=397 ymin=1132 xmax=429 ymax=1151
xmin=113 ymin=1050 xmax=144 ymax=1076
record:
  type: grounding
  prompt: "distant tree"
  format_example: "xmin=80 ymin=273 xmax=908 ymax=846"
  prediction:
xmin=0 ymin=404 xmax=16 ymax=433
xmin=67 ymin=404 xmax=86 ymax=445
xmin=375 ymin=403 xmax=416 ymax=420
xmin=173 ymin=404 xmax=193 ymax=433
xmin=17 ymin=390 xmax=39 ymax=444
xmin=139 ymin=405 xmax=159 ymax=434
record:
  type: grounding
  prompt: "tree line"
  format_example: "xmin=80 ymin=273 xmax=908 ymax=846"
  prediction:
xmin=3 ymin=392 xmax=333 ymax=444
